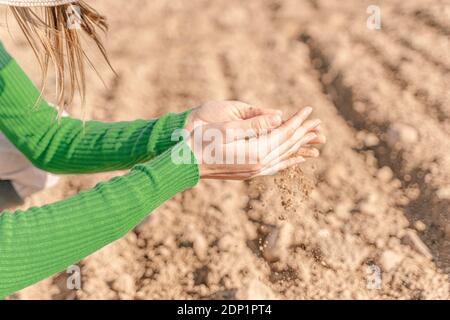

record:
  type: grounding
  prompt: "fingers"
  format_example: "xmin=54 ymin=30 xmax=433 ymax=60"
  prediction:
xmin=220 ymin=114 xmax=283 ymax=140
xmin=308 ymin=133 xmax=326 ymax=145
xmin=267 ymin=110 xmax=320 ymax=154
xmin=297 ymin=147 xmax=320 ymax=158
xmin=262 ymin=118 xmax=320 ymax=165
xmin=263 ymin=132 xmax=318 ymax=167
xmin=229 ymin=101 xmax=282 ymax=119
xmin=291 ymin=119 xmax=322 ymax=140
xmin=202 ymin=154 xmax=307 ymax=180
xmin=194 ymin=104 xmax=325 ymax=181
xmin=276 ymin=107 xmax=313 ymax=139
xmin=256 ymin=146 xmax=319 ymax=179
xmin=276 ymin=141 xmax=320 ymax=164
xmin=217 ymin=109 xmax=324 ymax=144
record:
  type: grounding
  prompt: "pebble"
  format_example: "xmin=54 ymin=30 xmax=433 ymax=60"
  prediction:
xmin=364 ymin=133 xmax=380 ymax=147
xmin=238 ymin=279 xmax=276 ymax=300
xmin=386 ymin=123 xmax=419 ymax=146
xmin=193 ymin=234 xmax=208 ymax=261
xmin=377 ymin=166 xmax=394 ymax=183
xmin=437 ymin=187 xmax=450 ymax=200
xmin=218 ymin=234 xmax=235 ymax=251
xmin=335 ymin=202 xmax=351 ymax=220
xmin=112 ymin=274 xmax=135 ymax=294
xmin=380 ymin=250 xmax=403 ymax=272
xmin=360 ymin=194 xmax=380 ymax=216
xmin=414 ymin=220 xmax=427 ymax=232
xmin=318 ymin=228 xmax=330 ymax=238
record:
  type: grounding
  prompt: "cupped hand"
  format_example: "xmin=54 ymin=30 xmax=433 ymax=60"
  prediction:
xmin=185 ymin=101 xmax=283 ymax=137
xmin=184 ymin=102 xmax=326 ymax=180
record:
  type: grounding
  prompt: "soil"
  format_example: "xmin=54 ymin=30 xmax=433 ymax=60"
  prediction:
xmin=1 ymin=0 xmax=449 ymax=299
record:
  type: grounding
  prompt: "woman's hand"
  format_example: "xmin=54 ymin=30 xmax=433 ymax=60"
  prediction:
xmin=185 ymin=101 xmax=283 ymax=136
xmin=184 ymin=102 xmax=326 ymax=180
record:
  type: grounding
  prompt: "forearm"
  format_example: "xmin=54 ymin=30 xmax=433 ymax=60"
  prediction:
xmin=0 ymin=142 xmax=198 ymax=298
xmin=7 ymin=108 xmax=191 ymax=174
xmin=0 ymin=44 xmax=189 ymax=174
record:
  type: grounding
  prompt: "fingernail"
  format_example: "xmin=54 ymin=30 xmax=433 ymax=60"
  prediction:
xmin=309 ymin=132 xmax=318 ymax=140
xmin=318 ymin=133 xmax=327 ymax=143
xmin=304 ymin=106 xmax=313 ymax=115
xmin=270 ymin=115 xmax=282 ymax=127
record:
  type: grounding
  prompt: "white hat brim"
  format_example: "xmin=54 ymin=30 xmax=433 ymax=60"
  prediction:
xmin=0 ymin=0 xmax=76 ymax=6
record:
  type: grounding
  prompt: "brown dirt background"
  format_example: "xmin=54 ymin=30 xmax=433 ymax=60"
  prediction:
xmin=2 ymin=0 xmax=449 ymax=299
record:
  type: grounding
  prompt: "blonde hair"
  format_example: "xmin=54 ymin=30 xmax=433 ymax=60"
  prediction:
xmin=10 ymin=1 xmax=112 ymax=110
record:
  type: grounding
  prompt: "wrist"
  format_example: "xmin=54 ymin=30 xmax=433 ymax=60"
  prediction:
xmin=185 ymin=125 xmax=217 ymax=179
xmin=184 ymin=108 xmax=197 ymax=133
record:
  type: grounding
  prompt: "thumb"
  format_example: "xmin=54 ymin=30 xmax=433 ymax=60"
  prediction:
xmin=221 ymin=114 xmax=282 ymax=140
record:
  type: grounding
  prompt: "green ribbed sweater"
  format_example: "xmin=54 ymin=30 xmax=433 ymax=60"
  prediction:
xmin=0 ymin=44 xmax=199 ymax=298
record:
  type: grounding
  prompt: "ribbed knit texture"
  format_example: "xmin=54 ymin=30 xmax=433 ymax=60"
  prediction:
xmin=0 ymin=44 xmax=199 ymax=298
xmin=0 ymin=43 xmax=190 ymax=174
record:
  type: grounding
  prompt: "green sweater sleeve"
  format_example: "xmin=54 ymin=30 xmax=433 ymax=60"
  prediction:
xmin=0 ymin=142 xmax=199 ymax=298
xmin=0 ymin=44 xmax=200 ymax=298
xmin=0 ymin=44 xmax=189 ymax=174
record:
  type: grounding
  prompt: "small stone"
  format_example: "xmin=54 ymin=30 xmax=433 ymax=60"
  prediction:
xmin=237 ymin=279 xmax=277 ymax=300
xmin=364 ymin=133 xmax=380 ymax=147
xmin=193 ymin=234 xmax=208 ymax=261
xmin=335 ymin=202 xmax=352 ymax=220
xmin=377 ymin=166 xmax=393 ymax=183
xmin=218 ymin=234 xmax=235 ymax=251
xmin=360 ymin=195 xmax=379 ymax=216
xmin=414 ymin=220 xmax=427 ymax=232
xmin=380 ymin=250 xmax=403 ymax=272
xmin=112 ymin=274 xmax=135 ymax=294
xmin=437 ymin=187 xmax=450 ymax=200
xmin=375 ymin=238 xmax=386 ymax=248
xmin=406 ymin=187 xmax=420 ymax=200
xmin=386 ymin=123 xmax=419 ymax=146
xmin=317 ymin=228 xmax=330 ymax=238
